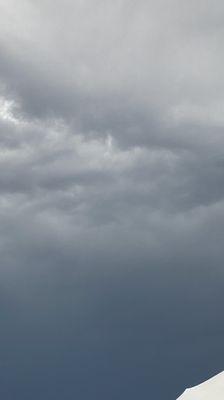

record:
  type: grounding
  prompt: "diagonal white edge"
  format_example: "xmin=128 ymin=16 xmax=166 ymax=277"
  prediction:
xmin=177 ymin=371 xmax=224 ymax=399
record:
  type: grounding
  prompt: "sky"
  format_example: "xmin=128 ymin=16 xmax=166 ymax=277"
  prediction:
xmin=0 ymin=1 xmax=224 ymax=399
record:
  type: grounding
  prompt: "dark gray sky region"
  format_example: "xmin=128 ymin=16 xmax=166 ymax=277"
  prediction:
xmin=0 ymin=1 xmax=224 ymax=399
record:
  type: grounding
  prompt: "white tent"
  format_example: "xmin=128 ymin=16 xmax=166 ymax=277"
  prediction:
xmin=177 ymin=371 xmax=224 ymax=399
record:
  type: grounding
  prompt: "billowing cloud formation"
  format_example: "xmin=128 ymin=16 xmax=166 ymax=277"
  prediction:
xmin=0 ymin=1 xmax=224 ymax=399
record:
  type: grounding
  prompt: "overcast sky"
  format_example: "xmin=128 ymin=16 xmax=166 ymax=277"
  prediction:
xmin=0 ymin=1 xmax=224 ymax=399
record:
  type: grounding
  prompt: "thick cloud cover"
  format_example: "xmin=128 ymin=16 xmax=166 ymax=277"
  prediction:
xmin=0 ymin=1 xmax=224 ymax=399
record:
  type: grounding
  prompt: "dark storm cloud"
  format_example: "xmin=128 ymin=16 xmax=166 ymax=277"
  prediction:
xmin=0 ymin=1 xmax=224 ymax=399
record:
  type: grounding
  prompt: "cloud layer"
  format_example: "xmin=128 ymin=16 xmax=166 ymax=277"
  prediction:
xmin=0 ymin=1 xmax=224 ymax=399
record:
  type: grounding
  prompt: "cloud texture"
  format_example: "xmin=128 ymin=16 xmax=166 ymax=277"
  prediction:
xmin=0 ymin=1 xmax=224 ymax=399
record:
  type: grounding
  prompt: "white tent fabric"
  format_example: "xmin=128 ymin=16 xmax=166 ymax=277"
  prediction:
xmin=177 ymin=371 xmax=224 ymax=399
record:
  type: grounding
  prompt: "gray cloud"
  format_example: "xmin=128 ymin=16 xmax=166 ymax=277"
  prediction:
xmin=0 ymin=1 xmax=224 ymax=399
